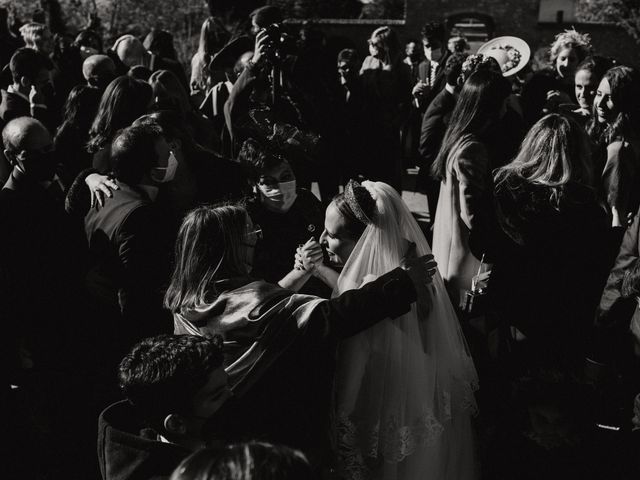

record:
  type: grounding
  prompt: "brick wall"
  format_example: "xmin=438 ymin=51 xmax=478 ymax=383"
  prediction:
xmin=292 ymin=1 xmax=639 ymax=67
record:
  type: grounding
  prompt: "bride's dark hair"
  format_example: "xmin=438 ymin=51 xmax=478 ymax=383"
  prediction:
xmin=333 ymin=180 xmax=377 ymax=241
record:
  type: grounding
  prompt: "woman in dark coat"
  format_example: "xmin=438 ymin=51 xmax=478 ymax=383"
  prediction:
xmin=480 ymin=113 xmax=609 ymax=368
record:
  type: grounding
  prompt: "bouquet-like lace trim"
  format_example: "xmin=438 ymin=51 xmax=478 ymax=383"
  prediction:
xmin=335 ymin=383 xmax=479 ymax=479
xmin=336 ymin=409 xmax=445 ymax=480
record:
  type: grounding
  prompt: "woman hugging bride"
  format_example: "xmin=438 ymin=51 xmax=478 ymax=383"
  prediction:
xmin=290 ymin=180 xmax=479 ymax=480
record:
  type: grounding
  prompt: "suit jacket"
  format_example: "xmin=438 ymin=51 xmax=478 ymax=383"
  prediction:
xmin=415 ymin=50 xmax=450 ymax=111
xmin=0 ymin=169 xmax=83 ymax=369
xmin=418 ymin=86 xmax=455 ymax=173
xmin=84 ymin=183 xmax=172 ymax=343
xmin=595 ymin=207 xmax=640 ymax=361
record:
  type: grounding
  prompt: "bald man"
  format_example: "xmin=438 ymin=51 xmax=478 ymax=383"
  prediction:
xmin=111 ymin=34 xmax=188 ymax=89
xmin=1 ymin=117 xmax=90 ymax=477
xmin=0 ymin=117 xmax=81 ymax=372
xmin=2 ymin=116 xmax=56 ymax=186
xmin=82 ymin=54 xmax=117 ymax=91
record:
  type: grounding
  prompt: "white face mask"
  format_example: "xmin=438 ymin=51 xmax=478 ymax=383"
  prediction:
xmin=258 ymin=180 xmax=297 ymax=212
xmin=151 ymin=151 xmax=178 ymax=184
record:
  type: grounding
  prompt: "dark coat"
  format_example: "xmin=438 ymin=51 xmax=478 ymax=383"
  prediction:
xmin=474 ymin=177 xmax=610 ymax=366
xmin=84 ymin=183 xmax=172 ymax=353
xmin=595 ymin=205 xmax=640 ymax=362
xmin=0 ymin=169 xmax=83 ymax=371
xmin=417 ymin=86 xmax=455 ymax=198
xmin=97 ymin=400 xmax=191 ymax=480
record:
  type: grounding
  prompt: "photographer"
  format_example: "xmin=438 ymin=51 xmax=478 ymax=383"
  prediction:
xmin=223 ymin=7 xmax=331 ymax=196
xmin=224 ymin=7 xmax=290 ymax=147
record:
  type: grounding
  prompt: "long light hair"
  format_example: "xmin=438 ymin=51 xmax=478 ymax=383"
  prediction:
xmin=164 ymin=204 xmax=250 ymax=314
xmin=495 ymin=114 xmax=593 ymax=206
xmin=431 ymin=68 xmax=510 ymax=180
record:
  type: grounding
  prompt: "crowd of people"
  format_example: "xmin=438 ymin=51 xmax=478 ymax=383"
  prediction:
xmin=2 ymin=3 xmax=640 ymax=480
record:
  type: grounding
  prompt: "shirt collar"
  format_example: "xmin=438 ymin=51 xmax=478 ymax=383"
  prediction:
xmin=7 ymin=85 xmax=30 ymax=103
xmin=139 ymin=184 xmax=159 ymax=202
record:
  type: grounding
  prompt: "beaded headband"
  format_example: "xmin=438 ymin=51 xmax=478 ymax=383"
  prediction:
xmin=344 ymin=179 xmax=372 ymax=225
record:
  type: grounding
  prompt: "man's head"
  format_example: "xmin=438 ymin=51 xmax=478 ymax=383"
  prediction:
xmin=10 ymin=47 xmax=52 ymax=95
xmin=249 ymin=5 xmax=283 ymax=36
xmin=421 ymin=22 xmax=446 ymax=62
xmin=337 ymin=48 xmax=358 ymax=83
xmin=110 ymin=124 xmax=173 ymax=187
xmin=112 ymin=34 xmax=148 ymax=68
xmin=2 ymin=117 xmax=56 ymax=182
xmin=19 ymin=22 xmax=53 ymax=54
xmin=82 ymin=54 xmax=117 ymax=90
xmin=444 ymin=52 xmax=469 ymax=89
xmin=118 ymin=334 xmax=229 ymax=448
xmin=405 ymin=39 xmax=420 ymax=62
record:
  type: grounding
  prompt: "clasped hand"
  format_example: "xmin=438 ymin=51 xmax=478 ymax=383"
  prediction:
xmin=295 ymin=237 xmax=324 ymax=273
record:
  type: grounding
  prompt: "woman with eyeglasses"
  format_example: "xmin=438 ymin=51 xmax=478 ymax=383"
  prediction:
xmin=164 ymin=202 xmax=438 ymax=468
xmin=238 ymin=138 xmax=328 ymax=296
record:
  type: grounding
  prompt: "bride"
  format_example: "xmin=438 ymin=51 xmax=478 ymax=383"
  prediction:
xmin=294 ymin=180 xmax=479 ymax=480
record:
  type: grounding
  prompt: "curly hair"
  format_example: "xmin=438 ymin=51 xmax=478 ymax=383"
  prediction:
xmin=118 ymin=334 xmax=225 ymax=428
xmin=171 ymin=443 xmax=311 ymax=480
xmin=549 ymin=28 xmax=593 ymax=65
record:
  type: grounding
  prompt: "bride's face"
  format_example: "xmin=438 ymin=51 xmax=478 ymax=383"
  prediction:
xmin=320 ymin=201 xmax=357 ymax=266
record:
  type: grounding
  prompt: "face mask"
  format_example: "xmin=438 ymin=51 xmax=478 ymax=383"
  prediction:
xmin=151 ymin=151 xmax=178 ymax=183
xmin=15 ymin=149 xmax=57 ymax=182
xmin=258 ymin=179 xmax=297 ymax=212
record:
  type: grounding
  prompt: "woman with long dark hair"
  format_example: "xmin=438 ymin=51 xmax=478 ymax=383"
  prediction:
xmin=87 ymin=76 xmax=152 ymax=172
xmin=431 ymin=68 xmax=511 ymax=305
xmin=570 ymin=55 xmax=614 ymax=122
xmin=149 ymin=69 xmax=215 ymax=149
xmin=54 ymin=84 xmax=101 ymax=189
xmin=588 ymin=65 xmax=640 ymax=227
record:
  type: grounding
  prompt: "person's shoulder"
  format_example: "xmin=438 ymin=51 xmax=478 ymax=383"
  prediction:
xmin=426 ymin=88 xmax=453 ymax=114
xmin=456 ymin=135 xmax=487 ymax=157
xmin=296 ymin=187 xmax=321 ymax=206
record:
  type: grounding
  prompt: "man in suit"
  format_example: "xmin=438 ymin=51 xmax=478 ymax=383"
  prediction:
xmin=0 ymin=117 xmax=79 ymax=368
xmin=412 ymin=22 xmax=451 ymax=113
xmin=417 ymin=52 xmax=468 ymax=222
xmin=84 ymin=124 xmax=174 ymax=363
xmin=0 ymin=48 xmax=55 ymax=132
